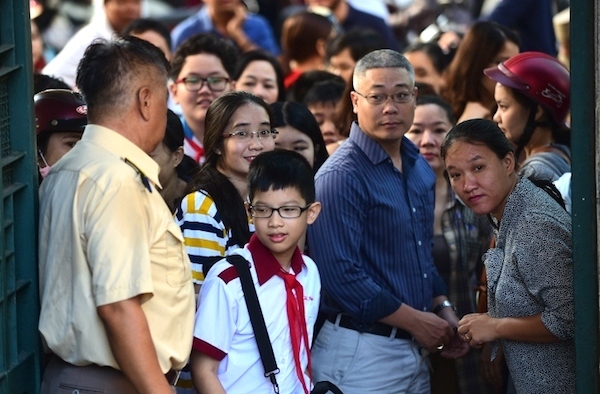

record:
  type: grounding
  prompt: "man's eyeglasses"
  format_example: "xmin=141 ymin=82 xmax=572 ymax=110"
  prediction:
xmin=224 ymin=129 xmax=278 ymax=142
xmin=175 ymin=76 xmax=230 ymax=92
xmin=354 ymin=90 xmax=415 ymax=105
xmin=248 ymin=204 xmax=312 ymax=219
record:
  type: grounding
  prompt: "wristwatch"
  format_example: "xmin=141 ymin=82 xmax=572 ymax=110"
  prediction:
xmin=433 ymin=300 xmax=456 ymax=315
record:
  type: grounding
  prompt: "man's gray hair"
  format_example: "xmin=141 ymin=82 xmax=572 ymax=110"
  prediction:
xmin=353 ymin=49 xmax=415 ymax=88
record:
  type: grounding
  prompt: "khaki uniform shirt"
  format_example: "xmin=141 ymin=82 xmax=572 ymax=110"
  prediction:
xmin=38 ymin=125 xmax=195 ymax=372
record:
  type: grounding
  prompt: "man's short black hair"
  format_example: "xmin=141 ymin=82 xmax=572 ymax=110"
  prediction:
xmin=248 ymin=150 xmax=315 ymax=204
xmin=121 ymin=18 xmax=172 ymax=50
xmin=303 ymin=79 xmax=346 ymax=107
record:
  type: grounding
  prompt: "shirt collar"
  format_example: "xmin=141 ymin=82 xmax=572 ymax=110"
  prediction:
xmin=348 ymin=122 xmax=420 ymax=167
xmin=247 ymin=234 xmax=304 ymax=285
xmin=82 ymin=124 xmax=161 ymax=188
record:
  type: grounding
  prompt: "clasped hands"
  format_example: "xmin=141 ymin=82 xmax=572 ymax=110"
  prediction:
xmin=457 ymin=313 xmax=498 ymax=348
xmin=413 ymin=308 xmax=469 ymax=359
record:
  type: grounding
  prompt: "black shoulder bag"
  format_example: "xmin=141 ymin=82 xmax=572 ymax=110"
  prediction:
xmin=226 ymin=255 xmax=343 ymax=394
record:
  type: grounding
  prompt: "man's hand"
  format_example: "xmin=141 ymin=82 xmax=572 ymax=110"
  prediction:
xmin=226 ymin=5 xmax=246 ymax=36
xmin=440 ymin=331 xmax=470 ymax=359
xmin=410 ymin=310 xmax=455 ymax=353
xmin=436 ymin=302 xmax=469 ymax=358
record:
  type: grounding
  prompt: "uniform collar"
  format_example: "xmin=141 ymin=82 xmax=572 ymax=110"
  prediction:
xmin=247 ymin=234 xmax=304 ymax=285
xmin=82 ymin=124 xmax=161 ymax=188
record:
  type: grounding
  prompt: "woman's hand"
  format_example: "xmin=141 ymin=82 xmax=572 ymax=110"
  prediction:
xmin=457 ymin=313 xmax=499 ymax=348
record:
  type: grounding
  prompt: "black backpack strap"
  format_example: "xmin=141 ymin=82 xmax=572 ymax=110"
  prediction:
xmin=227 ymin=255 xmax=280 ymax=394
xmin=311 ymin=381 xmax=344 ymax=394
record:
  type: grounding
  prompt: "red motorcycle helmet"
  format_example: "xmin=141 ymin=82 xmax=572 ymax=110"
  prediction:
xmin=484 ymin=52 xmax=570 ymax=125
xmin=34 ymin=89 xmax=87 ymax=136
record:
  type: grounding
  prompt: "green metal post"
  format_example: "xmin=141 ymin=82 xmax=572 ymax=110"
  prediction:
xmin=571 ymin=1 xmax=599 ymax=393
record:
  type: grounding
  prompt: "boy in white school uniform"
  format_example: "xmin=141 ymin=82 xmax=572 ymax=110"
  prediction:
xmin=191 ymin=150 xmax=322 ymax=394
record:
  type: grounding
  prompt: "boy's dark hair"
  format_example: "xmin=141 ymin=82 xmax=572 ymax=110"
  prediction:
xmin=170 ymin=33 xmax=238 ymax=80
xmin=303 ymin=79 xmax=346 ymax=108
xmin=121 ymin=18 xmax=172 ymax=49
xmin=248 ymin=150 xmax=316 ymax=205
xmin=287 ymin=70 xmax=344 ymax=103
xmin=325 ymin=28 xmax=383 ymax=62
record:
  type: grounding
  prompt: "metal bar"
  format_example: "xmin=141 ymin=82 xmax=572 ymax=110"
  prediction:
xmin=571 ymin=1 xmax=599 ymax=392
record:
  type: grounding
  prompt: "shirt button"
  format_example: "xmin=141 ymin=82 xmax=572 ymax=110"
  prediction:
xmin=423 ymin=273 xmax=428 ymax=278
xmin=417 ymin=240 xmax=422 ymax=246
xmin=412 ymin=207 xmax=416 ymax=213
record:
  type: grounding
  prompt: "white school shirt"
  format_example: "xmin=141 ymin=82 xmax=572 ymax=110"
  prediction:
xmin=193 ymin=235 xmax=321 ymax=393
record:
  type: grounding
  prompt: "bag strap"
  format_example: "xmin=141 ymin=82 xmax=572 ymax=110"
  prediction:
xmin=311 ymin=381 xmax=344 ymax=394
xmin=227 ymin=255 xmax=280 ymax=394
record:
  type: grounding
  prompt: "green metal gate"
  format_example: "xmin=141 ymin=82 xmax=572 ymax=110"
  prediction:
xmin=0 ymin=0 xmax=42 ymax=392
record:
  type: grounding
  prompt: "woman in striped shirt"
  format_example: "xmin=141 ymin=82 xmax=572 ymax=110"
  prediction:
xmin=176 ymin=91 xmax=276 ymax=293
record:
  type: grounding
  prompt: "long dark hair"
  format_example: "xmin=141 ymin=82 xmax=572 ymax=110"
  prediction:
xmin=269 ymin=101 xmax=329 ymax=172
xmin=441 ymin=119 xmax=565 ymax=209
xmin=441 ymin=21 xmax=520 ymax=119
xmin=189 ymin=91 xmax=272 ymax=246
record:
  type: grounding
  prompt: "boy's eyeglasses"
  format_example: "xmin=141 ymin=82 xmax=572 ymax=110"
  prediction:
xmin=175 ymin=76 xmax=230 ymax=92
xmin=224 ymin=129 xmax=278 ymax=142
xmin=354 ymin=90 xmax=414 ymax=105
xmin=248 ymin=204 xmax=312 ymax=219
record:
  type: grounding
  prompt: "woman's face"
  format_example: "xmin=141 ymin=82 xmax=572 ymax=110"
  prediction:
xmin=482 ymin=41 xmax=520 ymax=97
xmin=218 ymin=103 xmax=275 ymax=179
xmin=149 ymin=142 xmax=182 ymax=187
xmin=492 ymin=83 xmax=530 ymax=143
xmin=40 ymin=131 xmax=83 ymax=167
xmin=444 ymin=140 xmax=516 ymax=220
xmin=406 ymin=104 xmax=453 ymax=173
xmin=235 ymin=60 xmax=279 ymax=104
xmin=274 ymin=125 xmax=315 ymax=167
xmin=404 ymin=51 xmax=445 ymax=94
xmin=307 ymin=101 xmax=342 ymax=145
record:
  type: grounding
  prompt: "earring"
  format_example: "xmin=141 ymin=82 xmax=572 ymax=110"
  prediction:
xmin=215 ymin=149 xmax=222 ymax=155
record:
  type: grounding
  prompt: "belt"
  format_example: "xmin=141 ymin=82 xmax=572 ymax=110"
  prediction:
xmin=327 ymin=314 xmax=412 ymax=340
xmin=165 ymin=370 xmax=181 ymax=386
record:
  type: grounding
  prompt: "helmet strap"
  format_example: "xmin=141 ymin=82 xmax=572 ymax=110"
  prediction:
xmin=514 ymin=103 xmax=538 ymax=160
xmin=38 ymin=150 xmax=50 ymax=168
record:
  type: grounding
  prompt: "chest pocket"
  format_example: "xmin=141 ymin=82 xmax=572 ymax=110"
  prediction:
xmin=164 ymin=221 xmax=192 ymax=287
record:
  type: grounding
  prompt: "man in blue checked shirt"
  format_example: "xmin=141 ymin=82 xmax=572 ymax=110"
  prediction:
xmin=308 ymin=49 xmax=468 ymax=394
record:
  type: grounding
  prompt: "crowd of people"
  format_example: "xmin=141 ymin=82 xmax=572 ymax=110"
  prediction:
xmin=32 ymin=0 xmax=574 ymax=393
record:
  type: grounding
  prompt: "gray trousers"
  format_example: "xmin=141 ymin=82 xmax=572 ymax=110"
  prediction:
xmin=40 ymin=356 xmax=139 ymax=394
xmin=312 ymin=320 xmax=431 ymax=394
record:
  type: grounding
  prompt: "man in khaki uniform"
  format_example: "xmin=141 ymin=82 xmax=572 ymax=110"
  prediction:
xmin=38 ymin=36 xmax=195 ymax=393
